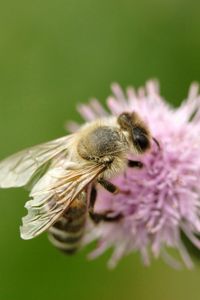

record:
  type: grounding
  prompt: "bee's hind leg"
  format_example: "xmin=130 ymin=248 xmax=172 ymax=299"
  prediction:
xmin=89 ymin=185 xmax=123 ymax=224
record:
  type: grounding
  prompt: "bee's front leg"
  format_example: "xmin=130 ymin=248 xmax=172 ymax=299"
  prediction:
xmin=97 ymin=178 xmax=120 ymax=194
xmin=128 ymin=160 xmax=143 ymax=168
xmin=89 ymin=185 xmax=122 ymax=224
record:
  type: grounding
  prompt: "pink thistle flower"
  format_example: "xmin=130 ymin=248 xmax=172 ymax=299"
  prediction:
xmin=69 ymin=80 xmax=200 ymax=269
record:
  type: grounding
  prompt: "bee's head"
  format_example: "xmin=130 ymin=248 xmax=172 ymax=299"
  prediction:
xmin=117 ymin=112 xmax=151 ymax=153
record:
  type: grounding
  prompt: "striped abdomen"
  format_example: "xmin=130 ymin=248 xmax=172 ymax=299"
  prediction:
xmin=48 ymin=192 xmax=87 ymax=254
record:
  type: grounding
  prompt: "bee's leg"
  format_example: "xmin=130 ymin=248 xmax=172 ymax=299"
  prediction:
xmin=89 ymin=185 xmax=122 ymax=224
xmin=98 ymin=163 xmax=143 ymax=193
xmin=128 ymin=160 xmax=143 ymax=168
xmin=97 ymin=178 xmax=119 ymax=194
xmin=89 ymin=184 xmax=97 ymax=211
xmin=90 ymin=211 xmax=123 ymax=224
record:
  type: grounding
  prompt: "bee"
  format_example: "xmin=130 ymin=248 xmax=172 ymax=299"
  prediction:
xmin=0 ymin=112 xmax=153 ymax=253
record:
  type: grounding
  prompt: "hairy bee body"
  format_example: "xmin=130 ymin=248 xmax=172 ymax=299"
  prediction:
xmin=0 ymin=111 xmax=154 ymax=242
xmin=48 ymin=192 xmax=87 ymax=254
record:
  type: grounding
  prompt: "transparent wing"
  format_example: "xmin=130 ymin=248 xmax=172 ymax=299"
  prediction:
xmin=0 ymin=135 xmax=74 ymax=188
xmin=20 ymin=162 xmax=105 ymax=240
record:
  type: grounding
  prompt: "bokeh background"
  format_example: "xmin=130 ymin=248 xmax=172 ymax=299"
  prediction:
xmin=0 ymin=0 xmax=200 ymax=299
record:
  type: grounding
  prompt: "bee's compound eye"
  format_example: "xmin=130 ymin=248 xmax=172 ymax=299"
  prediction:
xmin=132 ymin=127 xmax=150 ymax=152
xmin=135 ymin=134 xmax=150 ymax=151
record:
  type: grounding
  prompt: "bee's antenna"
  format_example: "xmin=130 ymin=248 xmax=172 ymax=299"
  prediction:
xmin=152 ymin=137 xmax=161 ymax=150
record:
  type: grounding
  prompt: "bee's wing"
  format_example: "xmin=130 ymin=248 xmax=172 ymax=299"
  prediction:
xmin=20 ymin=162 xmax=105 ymax=240
xmin=0 ymin=135 xmax=74 ymax=188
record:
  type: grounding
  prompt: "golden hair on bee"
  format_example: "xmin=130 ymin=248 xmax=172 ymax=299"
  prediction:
xmin=0 ymin=111 xmax=153 ymax=253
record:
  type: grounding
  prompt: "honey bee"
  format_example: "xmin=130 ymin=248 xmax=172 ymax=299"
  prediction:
xmin=0 ymin=112 xmax=153 ymax=253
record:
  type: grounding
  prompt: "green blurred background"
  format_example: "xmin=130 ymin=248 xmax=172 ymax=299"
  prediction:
xmin=0 ymin=0 xmax=200 ymax=299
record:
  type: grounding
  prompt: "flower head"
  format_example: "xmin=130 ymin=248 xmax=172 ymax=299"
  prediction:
xmin=70 ymin=80 xmax=200 ymax=268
